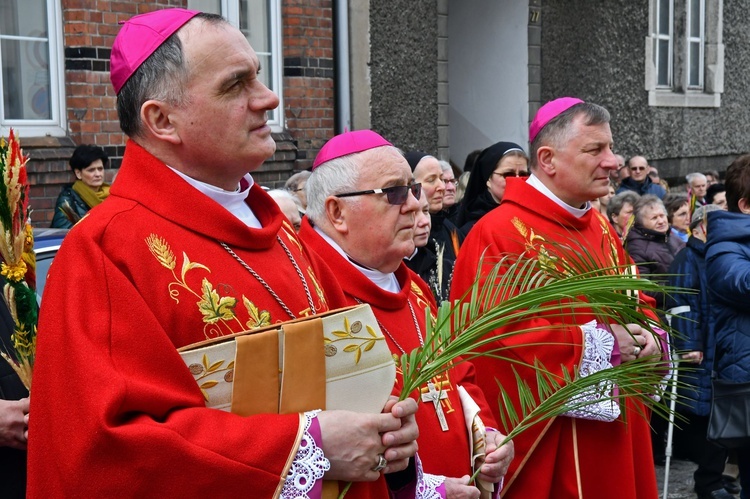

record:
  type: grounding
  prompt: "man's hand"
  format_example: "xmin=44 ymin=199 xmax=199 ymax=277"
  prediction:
xmin=380 ymin=397 xmax=419 ymax=474
xmin=444 ymin=475 xmax=480 ymax=499
xmin=610 ymin=323 xmax=659 ymax=362
xmin=0 ymin=398 xmax=29 ymax=450
xmin=478 ymin=430 xmax=513 ymax=483
xmin=317 ymin=397 xmax=418 ymax=482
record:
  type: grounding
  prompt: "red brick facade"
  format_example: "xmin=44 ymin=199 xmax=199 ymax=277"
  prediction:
xmin=23 ymin=0 xmax=337 ymax=226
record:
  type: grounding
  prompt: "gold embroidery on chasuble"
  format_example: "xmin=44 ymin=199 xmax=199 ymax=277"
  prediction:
xmin=323 ymin=314 xmax=386 ymax=364
xmin=146 ymin=233 xmax=276 ymax=339
xmin=409 ymin=281 xmax=434 ymax=321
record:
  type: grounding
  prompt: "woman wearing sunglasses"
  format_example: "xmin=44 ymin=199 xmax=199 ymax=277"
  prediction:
xmin=456 ymin=141 xmax=529 ymax=236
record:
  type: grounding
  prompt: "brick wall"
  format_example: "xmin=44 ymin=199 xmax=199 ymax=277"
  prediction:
xmin=282 ymin=0 xmax=336 ymax=171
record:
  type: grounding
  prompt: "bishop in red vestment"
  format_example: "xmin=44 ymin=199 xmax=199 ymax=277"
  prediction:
xmin=450 ymin=99 xmax=664 ymax=499
xmin=301 ymin=130 xmax=514 ymax=498
xmin=28 ymin=10 xmax=418 ymax=498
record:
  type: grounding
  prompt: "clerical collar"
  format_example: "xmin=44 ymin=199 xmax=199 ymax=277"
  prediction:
xmin=313 ymin=226 xmax=400 ymax=293
xmin=167 ymin=167 xmax=262 ymax=228
xmin=526 ymin=173 xmax=591 ymax=218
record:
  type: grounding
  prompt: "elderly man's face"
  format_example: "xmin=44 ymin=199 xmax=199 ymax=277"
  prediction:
xmin=628 ymin=157 xmax=649 ymax=182
xmin=546 ymin=115 xmax=617 ymax=207
xmin=441 ymin=168 xmax=457 ymax=208
xmin=691 ymin=176 xmax=708 ymax=199
xmin=340 ymin=147 xmax=420 ymax=273
xmin=170 ymin=21 xmax=280 ymax=189
xmin=413 ymin=157 xmax=445 ymax=214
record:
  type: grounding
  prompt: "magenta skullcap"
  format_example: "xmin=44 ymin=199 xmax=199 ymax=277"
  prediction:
xmin=110 ymin=8 xmax=200 ymax=94
xmin=529 ymin=97 xmax=584 ymax=144
xmin=312 ymin=130 xmax=393 ymax=170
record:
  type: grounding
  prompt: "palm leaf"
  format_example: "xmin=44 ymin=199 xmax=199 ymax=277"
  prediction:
xmin=396 ymin=234 xmax=692 ymax=455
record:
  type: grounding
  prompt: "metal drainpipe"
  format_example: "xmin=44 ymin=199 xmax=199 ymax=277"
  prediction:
xmin=334 ymin=0 xmax=352 ymax=133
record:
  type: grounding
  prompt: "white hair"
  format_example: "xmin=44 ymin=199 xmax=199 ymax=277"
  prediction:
xmin=305 ymin=154 xmax=363 ymax=225
xmin=438 ymin=159 xmax=452 ymax=173
xmin=267 ymin=189 xmax=302 ymax=210
xmin=686 ymin=172 xmax=707 ymax=185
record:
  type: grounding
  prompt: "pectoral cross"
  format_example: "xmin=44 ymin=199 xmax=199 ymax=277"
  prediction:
xmin=421 ymin=380 xmax=449 ymax=431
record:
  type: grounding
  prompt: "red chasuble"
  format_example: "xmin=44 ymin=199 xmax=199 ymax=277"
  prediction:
xmin=27 ymin=141 xmax=391 ymax=497
xmin=450 ymin=178 xmax=659 ymax=499
xmin=300 ymin=220 xmax=496 ymax=480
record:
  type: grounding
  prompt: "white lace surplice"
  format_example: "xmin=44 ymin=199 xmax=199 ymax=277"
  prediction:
xmin=281 ymin=411 xmax=330 ymax=499
xmin=562 ymin=320 xmax=621 ymax=422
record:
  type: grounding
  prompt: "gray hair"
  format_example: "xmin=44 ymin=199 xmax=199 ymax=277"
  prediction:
xmin=267 ymin=188 xmax=302 ymax=209
xmin=690 ymin=203 xmax=721 ymax=230
xmin=686 ymin=172 xmax=707 ymax=185
xmin=284 ymin=170 xmax=311 ymax=192
xmin=607 ymin=191 xmax=640 ymax=220
xmin=438 ymin=159 xmax=452 ymax=173
xmin=633 ymin=194 xmax=666 ymax=225
xmin=305 ymin=154 xmax=363 ymax=225
xmin=530 ymin=102 xmax=611 ymax=169
xmin=116 ymin=13 xmax=228 ymax=138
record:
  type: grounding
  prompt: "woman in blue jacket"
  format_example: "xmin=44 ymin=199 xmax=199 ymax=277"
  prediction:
xmin=668 ymin=204 xmax=730 ymax=499
xmin=706 ymin=154 xmax=750 ymax=499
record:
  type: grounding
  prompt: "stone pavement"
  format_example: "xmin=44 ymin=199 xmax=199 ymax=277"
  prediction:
xmin=655 ymin=458 xmax=740 ymax=499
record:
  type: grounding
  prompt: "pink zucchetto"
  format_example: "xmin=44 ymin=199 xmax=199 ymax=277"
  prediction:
xmin=529 ymin=97 xmax=584 ymax=144
xmin=110 ymin=8 xmax=200 ymax=94
xmin=312 ymin=130 xmax=393 ymax=170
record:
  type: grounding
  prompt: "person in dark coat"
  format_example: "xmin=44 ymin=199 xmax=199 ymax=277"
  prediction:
xmin=706 ymin=154 xmax=750 ymax=499
xmin=667 ymin=204 xmax=734 ymax=499
xmin=405 ymin=151 xmax=463 ymax=264
xmin=616 ymin=155 xmax=666 ymax=199
xmin=51 ymin=144 xmax=110 ymax=228
xmin=625 ymin=195 xmax=684 ymax=468
xmin=455 ymin=141 xmax=528 ymax=236
xmin=0 ymin=296 xmax=29 ymax=499
xmin=405 ymin=189 xmax=452 ymax=302
xmin=624 ymin=194 xmax=684 ymax=308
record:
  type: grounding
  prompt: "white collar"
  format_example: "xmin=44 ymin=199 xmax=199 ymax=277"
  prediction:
xmin=526 ymin=173 xmax=591 ymax=218
xmin=167 ymin=167 xmax=262 ymax=228
xmin=313 ymin=226 xmax=400 ymax=293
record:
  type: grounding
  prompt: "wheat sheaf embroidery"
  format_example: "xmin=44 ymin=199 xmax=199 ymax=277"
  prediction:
xmin=145 ymin=233 xmax=274 ymax=338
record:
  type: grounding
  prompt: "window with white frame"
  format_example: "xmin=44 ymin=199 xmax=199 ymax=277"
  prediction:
xmin=645 ymin=0 xmax=723 ymax=107
xmin=189 ymin=0 xmax=284 ymax=131
xmin=0 ymin=0 xmax=66 ymax=137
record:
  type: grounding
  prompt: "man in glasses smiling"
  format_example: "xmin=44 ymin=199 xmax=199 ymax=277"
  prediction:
xmin=302 ymin=130 xmax=514 ymax=498
xmin=616 ymin=155 xmax=666 ymax=199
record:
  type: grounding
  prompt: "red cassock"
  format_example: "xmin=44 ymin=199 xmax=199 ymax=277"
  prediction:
xmin=450 ymin=178 xmax=659 ymax=499
xmin=301 ymin=219 xmax=497 ymax=481
xmin=27 ymin=141 xmax=391 ymax=498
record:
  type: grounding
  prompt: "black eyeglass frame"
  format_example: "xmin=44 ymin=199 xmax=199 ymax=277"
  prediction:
xmin=335 ymin=183 xmax=422 ymax=205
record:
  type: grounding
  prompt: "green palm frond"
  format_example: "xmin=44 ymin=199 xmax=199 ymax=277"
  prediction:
xmin=396 ymin=234 xmax=692 ymax=445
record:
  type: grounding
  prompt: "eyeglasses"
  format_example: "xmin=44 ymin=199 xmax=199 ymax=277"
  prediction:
xmin=493 ymin=171 xmax=530 ymax=179
xmin=335 ymin=183 xmax=422 ymax=205
xmin=629 ymin=166 xmax=647 ymax=172
xmin=443 ymin=178 xmax=458 ymax=185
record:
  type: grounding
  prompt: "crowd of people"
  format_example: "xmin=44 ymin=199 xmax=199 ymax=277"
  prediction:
xmin=1 ymin=6 xmax=749 ymax=499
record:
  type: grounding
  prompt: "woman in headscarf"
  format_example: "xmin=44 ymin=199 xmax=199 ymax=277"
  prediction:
xmin=52 ymin=144 xmax=111 ymax=228
xmin=455 ymin=141 xmax=528 ymax=236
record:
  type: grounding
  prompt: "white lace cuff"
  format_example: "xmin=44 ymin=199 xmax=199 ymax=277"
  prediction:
xmin=416 ymin=454 xmax=445 ymax=499
xmin=562 ymin=320 xmax=621 ymax=422
xmin=281 ymin=410 xmax=331 ymax=499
